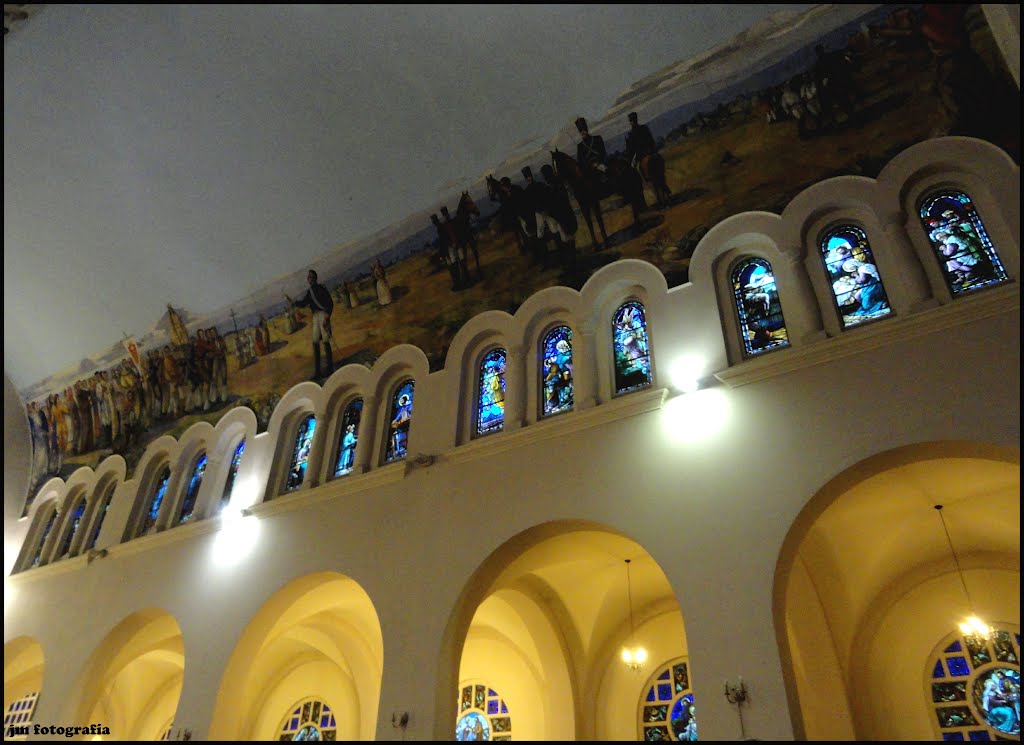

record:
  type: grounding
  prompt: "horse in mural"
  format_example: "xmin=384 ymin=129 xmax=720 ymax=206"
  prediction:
xmin=550 ymin=149 xmax=609 ymax=250
xmin=636 ymin=152 xmax=671 ymax=209
xmin=486 ymin=174 xmax=528 ymax=255
xmin=454 ymin=190 xmax=482 ymax=275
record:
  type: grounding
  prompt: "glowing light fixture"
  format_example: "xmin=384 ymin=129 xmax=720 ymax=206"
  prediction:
xmin=620 ymin=558 xmax=648 ymax=672
xmin=934 ymin=504 xmax=992 ymax=644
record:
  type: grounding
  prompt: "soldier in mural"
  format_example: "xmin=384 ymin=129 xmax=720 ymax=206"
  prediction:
xmin=293 ymin=269 xmax=336 ymax=381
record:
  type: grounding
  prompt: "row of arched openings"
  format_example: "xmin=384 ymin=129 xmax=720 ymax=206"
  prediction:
xmin=732 ymin=189 xmax=1009 ymax=357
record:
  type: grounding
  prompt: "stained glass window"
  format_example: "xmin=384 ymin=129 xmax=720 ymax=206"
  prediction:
xmin=613 ymin=301 xmax=653 ymax=394
xmin=455 ymin=683 xmax=512 ymax=741
xmin=919 ymin=190 xmax=1008 ymax=296
xmin=541 ymin=325 xmax=574 ymax=416
xmin=88 ymin=483 xmax=115 ymax=550
xmin=58 ymin=496 xmax=87 ymax=559
xmin=286 ymin=416 xmax=316 ymax=492
xmin=820 ymin=225 xmax=891 ymax=328
xmin=3 ymin=691 xmax=39 ymax=738
xmin=221 ymin=438 xmax=246 ymax=510
xmin=277 ymin=698 xmax=337 ymax=741
xmin=477 ymin=349 xmax=507 ymax=436
xmin=640 ymin=659 xmax=697 ymax=741
xmin=929 ymin=628 xmax=1020 ymax=740
xmin=334 ymin=399 xmax=363 ymax=478
xmin=731 ymin=257 xmax=790 ymax=356
xmin=29 ymin=508 xmax=57 ymax=568
xmin=139 ymin=466 xmax=171 ymax=536
xmin=385 ymin=380 xmax=415 ymax=463
xmin=178 ymin=453 xmax=206 ymax=524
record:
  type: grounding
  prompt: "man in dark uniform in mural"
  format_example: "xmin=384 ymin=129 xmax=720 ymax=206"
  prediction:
xmin=293 ymin=269 xmax=335 ymax=381
xmin=624 ymin=111 xmax=658 ymax=167
xmin=575 ymin=116 xmax=609 ymax=186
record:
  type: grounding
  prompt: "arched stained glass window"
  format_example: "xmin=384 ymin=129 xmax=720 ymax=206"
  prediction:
xmin=456 ymin=683 xmax=512 ymax=741
xmin=30 ymin=508 xmax=58 ymax=568
xmin=139 ymin=465 xmax=171 ymax=536
xmin=221 ymin=438 xmax=245 ymax=510
xmin=613 ymin=301 xmax=653 ymax=394
xmin=286 ymin=415 xmax=316 ymax=492
xmin=640 ymin=658 xmax=697 ymax=741
xmin=929 ymin=627 xmax=1020 ymax=740
xmin=919 ymin=190 xmax=1009 ymax=296
xmin=477 ymin=349 xmax=507 ymax=436
xmin=732 ymin=258 xmax=790 ymax=357
xmin=58 ymin=496 xmax=88 ymax=558
xmin=542 ymin=325 xmax=574 ymax=416
xmin=277 ymin=697 xmax=337 ymax=741
xmin=178 ymin=453 xmax=206 ymax=524
xmin=820 ymin=225 xmax=891 ymax=328
xmin=334 ymin=398 xmax=363 ymax=478
xmin=385 ymin=379 xmax=415 ymax=463
xmin=88 ymin=483 xmax=115 ymax=550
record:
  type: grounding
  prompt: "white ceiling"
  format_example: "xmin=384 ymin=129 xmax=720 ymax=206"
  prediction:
xmin=3 ymin=3 xmax=815 ymax=392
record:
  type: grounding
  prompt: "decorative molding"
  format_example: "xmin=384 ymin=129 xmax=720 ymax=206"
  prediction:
xmin=716 ymin=282 xmax=1019 ymax=387
xmin=245 ymin=461 xmax=406 ymax=519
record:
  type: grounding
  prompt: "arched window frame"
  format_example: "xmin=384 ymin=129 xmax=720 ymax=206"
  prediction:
xmin=283 ymin=413 xmax=317 ymax=494
xmin=818 ymin=223 xmax=893 ymax=330
xmin=219 ymin=436 xmax=246 ymax=512
xmin=611 ymin=298 xmax=654 ymax=396
xmin=331 ymin=395 xmax=364 ymax=479
xmin=176 ymin=450 xmax=207 ymax=525
xmin=276 ymin=697 xmax=338 ymax=741
xmin=729 ymin=256 xmax=791 ymax=358
xmin=539 ymin=323 xmax=575 ymax=418
xmin=638 ymin=657 xmax=698 ymax=741
xmin=926 ymin=626 xmax=1021 ymax=741
xmin=23 ymin=504 xmax=58 ymax=570
xmin=455 ymin=681 xmax=513 ymax=741
xmin=55 ymin=491 xmax=89 ymax=560
xmin=382 ymin=378 xmax=415 ymax=465
xmin=475 ymin=347 xmax=508 ymax=438
xmin=917 ymin=188 xmax=1010 ymax=298
xmin=135 ymin=463 xmax=172 ymax=538
xmin=86 ymin=480 xmax=117 ymax=551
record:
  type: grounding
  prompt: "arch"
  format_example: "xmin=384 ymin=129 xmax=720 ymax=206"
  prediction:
xmin=3 ymin=636 xmax=44 ymax=729
xmin=818 ymin=223 xmax=893 ymax=329
xmin=476 ymin=347 xmax=508 ymax=437
xmin=132 ymin=462 xmax=172 ymax=539
xmin=54 ymin=489 xmax=89 ymax=560
xmin=539 ymin=324 xmax=575 ymax=418
xmin=175 ymin=450 xmax=207 ymax=524
xmin=439 ymin=520 xmax=691 ymax=741
xmin=208 ymin=571 xmax=383 ymax=741
xmin=21 ymin=502 xmax=58 ymax=571
xmin=728 ymin=256 xmax=790 ymax=358
xmin=611 ymin=300 xmax=653 ymax=394
xmin=84 ymin=478 xmax=118 ymax=552
xmin=283 ymin=414 xmax=317 ymax=493
xmin=774 ymin=441 xmax=1020 ymax=740
xmin=66 ymin=608 xmax=185 ymax=741
xmin=382 ymin=379 xmax=415 ymax=464
xmin=331 ymin=396 xmax=364 ymax=479
xmin=218 ymin=436 xmax=247 ymax=512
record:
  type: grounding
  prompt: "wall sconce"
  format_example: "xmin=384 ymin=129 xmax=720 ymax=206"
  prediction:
xmin=86 ymin=548 xmax=108 ymax=564
xmin=724 ymin=678 xmax=749 ymax=738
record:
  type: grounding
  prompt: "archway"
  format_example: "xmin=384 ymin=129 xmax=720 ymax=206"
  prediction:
xmin=775 ymin=442 xmax=1020 ymax=740
xmin=69 ymin=608 xmax=184 ymax=740
xmin=443 ymin=521 xmax=692 ymax=741
xmin=208 ymin=571 xmax=383 ymax=741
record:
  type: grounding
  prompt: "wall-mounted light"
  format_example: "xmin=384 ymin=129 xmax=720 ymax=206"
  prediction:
xmin=669 ymin=355 xmax=705 ymax=394
xmin=724 ymin=677 xmax=749 ymax=738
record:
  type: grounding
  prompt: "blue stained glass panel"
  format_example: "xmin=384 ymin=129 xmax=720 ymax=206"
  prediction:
xmin=613 ymin=301 xmax=652 ymax=394
xmin=732 ymin=257 xmax=789 ymax=356
xmin=320 ymin=715 xmax=330 ymax=728
xmin=942 ymin=734 xmax=965 ymax=741
xmin=141 ymin=467 xmax=171 ymax=534
xmin=477 ymin=349 xmax=507 ymax=435
xmin=541 ymin=326 xmax=574 ymax=416
xmin=657 ymin=683 xmax=672 ymax=701
xmin=670 ymin=695 xmax=698 ymax=742
xmin=658 ymin=670 xmax=671 ymax=681
xmin=968 ymin=731 xmax=991 ymax=741
xmin=488 ymin=689 xmax=497 ymax=697
xmin=646 ymin=688 xmax=656 ymax=702
xmin=30 ymin=510 xmax=57 ymax=566
xmin=820 ymin=225 xmax=891 ymax=328
xmin=933 ymin=660 xmax=947 ymax=679
xmin=221 ymin=439 xmax=245 ymax=509
xmin=286 ymin=416 xmax=316 ymax=491
xmin=487 ymin=699 xmax=499 ymax=715
xmin=334 ymin=398 xmax=363 ymax=477
xmin=500 ymin=702 xmax=507 ymax=714
xmin=385 ymin=380 xmax=415 ymax=463
xmin=919 ymin=191 xmax=1008 ymax=296
xmin=59 ymin=498 xmax=87 ymax=557
xmin=947 ymin=656 xmax=970 ymax=677
xmin=945 ymin=640 xmax=964 ymax=653
xmin=179 ymin=453 xmax=206 ymax=523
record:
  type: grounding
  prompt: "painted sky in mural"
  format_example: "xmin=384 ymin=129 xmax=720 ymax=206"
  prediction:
xmin=21 ymin=3 xmax=1020 ymax=504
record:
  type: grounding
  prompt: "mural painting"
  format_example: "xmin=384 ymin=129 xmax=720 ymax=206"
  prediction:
xmin=20 ymin=4 xmax=1020 ymax=508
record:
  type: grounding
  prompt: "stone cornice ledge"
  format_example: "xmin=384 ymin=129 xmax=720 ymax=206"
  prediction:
xmin=443 ymin=386 xmax=669 ymax=467
xmin=245 ymin=461 xmax=406 ymax=519
xmin=715 ymin=283 xmax=1019 ymax=388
